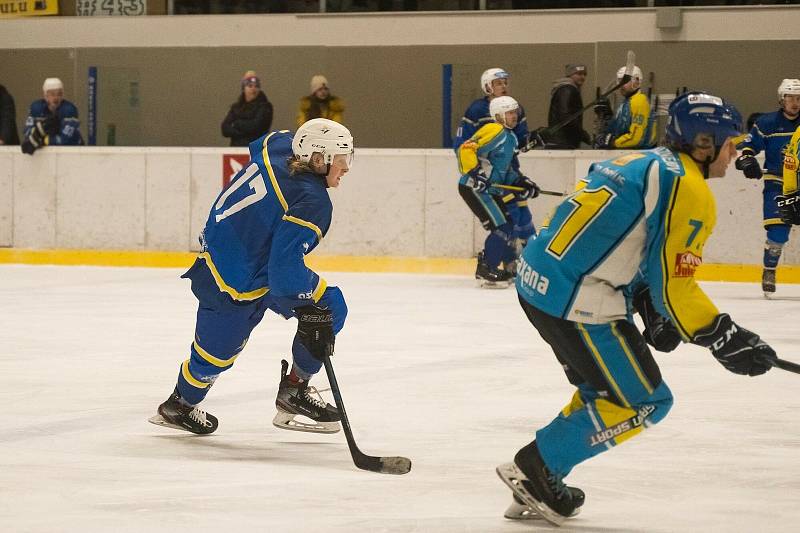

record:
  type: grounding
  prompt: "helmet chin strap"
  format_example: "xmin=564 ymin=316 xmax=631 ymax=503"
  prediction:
xmin=691 ymin=146 xmax=719 ymax=180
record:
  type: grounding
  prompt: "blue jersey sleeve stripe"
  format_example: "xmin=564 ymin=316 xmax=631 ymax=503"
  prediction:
xmin=312 ymin=277 xmax=328 ymax=303
xmin=199 ymin=252 xmax=268 ymax=301
xmin=282 ymin=215 xmax=323 ymax=240
xmin=261 ymin=132 xmax=289 ymax=212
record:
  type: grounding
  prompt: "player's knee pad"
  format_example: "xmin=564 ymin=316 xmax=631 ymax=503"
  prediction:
xmin=766 ymin=225 xmax=789 ymax=245
xmin=318 ymin=285 xmax=348 ymax=334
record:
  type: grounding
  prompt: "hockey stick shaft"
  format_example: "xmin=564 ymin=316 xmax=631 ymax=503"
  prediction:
xmin=770 ymin=356 xmax=800 ymax=374
xmin=322 ymin=354 xmax=412 ymax=474
xmin=494 ymin=184 xmax=565 ymax=196
xmin=525 ymin=50 xmax=635 ymax=150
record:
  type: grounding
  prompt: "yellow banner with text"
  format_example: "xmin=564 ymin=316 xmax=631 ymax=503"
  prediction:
xmin=0 ymin=0 xmax=58 ymax=18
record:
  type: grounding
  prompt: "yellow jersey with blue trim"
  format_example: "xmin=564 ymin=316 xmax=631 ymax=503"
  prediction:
xmin=782 ymin=125 xmax=800 ymax=194
xmin=516 ymin=147 xmax=719 ymax=338
xmin=198 ymin=130 xmax=332 ymax=303
xmin=456 ymin=122 xmax=520 ymax=186
xmin=607 ymin=91 xmax=655 ymax=149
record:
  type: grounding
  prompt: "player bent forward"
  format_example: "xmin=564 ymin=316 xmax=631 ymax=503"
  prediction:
xmin=497 ymin=93 xmax=777 ymax=526
xmin=149 ymin=119 xmax=354 ymax=435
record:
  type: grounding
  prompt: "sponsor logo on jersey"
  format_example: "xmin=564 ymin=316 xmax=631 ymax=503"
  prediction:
xmin=786 ymin=154 xmax=798 ymax=171
xmin=674 ymin=251 xmax=702 ymax=277
xmin=517 ymin=257 xmax=549 ymax=296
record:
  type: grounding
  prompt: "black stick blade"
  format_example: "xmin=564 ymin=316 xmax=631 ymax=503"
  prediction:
xmin=354 ymin=453 xmax=412 ymax=475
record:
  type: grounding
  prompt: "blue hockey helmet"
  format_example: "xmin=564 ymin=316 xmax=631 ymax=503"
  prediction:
xmin=665 ymin=92 xmax=742 ymax=155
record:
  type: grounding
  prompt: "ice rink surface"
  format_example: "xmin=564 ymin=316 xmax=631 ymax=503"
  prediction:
xmin=2 ymin=264 xmax=799 ymax=533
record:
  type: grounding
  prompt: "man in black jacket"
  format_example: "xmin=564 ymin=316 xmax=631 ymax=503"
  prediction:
xmin=545 ymin=64 xmax=591 ymax=150
xmin=221 ymin=70 xmax=274 ymax=147
xmin=0 ymin=84 xmax=20 ymax=146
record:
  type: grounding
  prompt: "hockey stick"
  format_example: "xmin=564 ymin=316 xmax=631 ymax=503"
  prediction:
xmin=763 ymin=356 xmax=800 ymax=375
xmin=524 ymin=50 xmax=636 ymax=151
xmin=322 ymin=355 xmax=412 ymax=475
xmin=494 ymin=184 xmax=565 ymax=197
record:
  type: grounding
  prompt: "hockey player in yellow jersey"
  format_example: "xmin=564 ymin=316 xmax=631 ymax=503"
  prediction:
xmin=778 ymin=125 xmax=800 ymax=226
xmin=594 ymin=65 xmax=656 ymax=149
xmin=496 ymin=92 xmax=777 ymax=526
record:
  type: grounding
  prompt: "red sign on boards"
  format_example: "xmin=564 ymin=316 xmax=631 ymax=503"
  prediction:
xmin=222 ymin=154 xmax=250 ymax=188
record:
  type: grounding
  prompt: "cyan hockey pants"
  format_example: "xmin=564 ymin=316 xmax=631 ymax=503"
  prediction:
xmin=518 ymin=296 xmax=674 ymax=477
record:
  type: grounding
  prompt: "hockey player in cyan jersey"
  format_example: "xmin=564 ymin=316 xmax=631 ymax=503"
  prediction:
xmin=595 ymin=65 xmax=656 ymax=150
xmin=455 ymin=67 xmax=530 ymax=151
xmin=149 ymin=118 xmax=354 ymax=435
xmin=456 ymin=96 xmax=539 ymax=286
xmin=496 ymin=92 xmax=777 ymax=526
xmin=735 ymin=79 xmax=800 ymax=296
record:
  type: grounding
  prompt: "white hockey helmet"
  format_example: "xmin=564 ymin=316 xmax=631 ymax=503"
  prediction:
xmin=489 ymin=96 xmax=519 ymax=126
xmin=616 ymin=65 xmax=643 ymax=82
xmin=42 ymin=77 xmax=63 ymax=93
xmin=481 ymin=68 xmax=510 ymax=95
xmin=778 ymin=79 xmax=800 ymax=100
xmin=292 ymin=118 xmax=354 ymax=167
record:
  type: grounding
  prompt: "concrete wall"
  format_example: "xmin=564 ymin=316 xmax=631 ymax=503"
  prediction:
xmin=0 ymin=145 xmax=792 ymax=266
xmin=0 ymin=7 xmax=799 ymax=148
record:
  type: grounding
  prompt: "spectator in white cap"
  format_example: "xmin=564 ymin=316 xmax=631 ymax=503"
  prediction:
xmin=21 ymin=77 xmax=83 ymax=155
xmin=296 ymin=74 xmax=345 ymax=127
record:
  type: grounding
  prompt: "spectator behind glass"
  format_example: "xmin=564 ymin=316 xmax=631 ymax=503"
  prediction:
xmin=21 ymin=78 xmax=83 ymax=155
xmin=545 ymin=63 xmax=592 ymax=149
xmin=221 ymin=70 xmax=274 ymax=147
xmin=296 ymin=75 xmax=345 ymax=127
xmin=0 ymin=83 xmax=20 ymax=145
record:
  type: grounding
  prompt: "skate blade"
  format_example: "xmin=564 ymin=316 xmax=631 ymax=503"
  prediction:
xmin=148 ymin=414 xmax=196 ymax=434
xmin=272 ymin=411 xmax=340 ymax=434
xmin=504 ymin=497 xmax=543 ymax=520
xmin=476 ymin=279 xmax=512 ymax=289
xmin=496 ymin=462 xmax=567 ymax=527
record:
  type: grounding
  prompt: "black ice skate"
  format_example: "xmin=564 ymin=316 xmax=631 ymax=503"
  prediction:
xmin=475 ymin=251 xmax=514 ymax=289
xmin=496 ymin=441 xmax=578 ymax=526
xmin=503 ymin=486 xmax=585 ymax=520
xmin=762 ymin=268 xmax=776 ymax=298
xmin=148 ymin=388 xmax=218 ymax=435
xmin=273 ymin=359 xmax=341 ymax=434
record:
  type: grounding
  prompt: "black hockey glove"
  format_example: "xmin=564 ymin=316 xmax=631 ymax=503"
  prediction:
xmin=20 ymin=129 xmax=44 ymax=156
xmin=594 ymin=133 xmax=614 ymax=149
xmin=466 ymin=167 xmax=490 ymax=193
xmin=593 ymin=97 xmax=613 ymax=121
xmin=735 ymin=154 xmax=763 ymax=180
xmin=692 ymin=313 xmax=776 ymax=376
xmin=295 ymin=305 xmax=335 ymax=361
xmin=35 ymin=115 xmax=58 ymax=137
xmin=777 ymin=192 xmax=800 ymax=225
xmin=520 ymin=127 xmax=545 ymax=152
xmin=632 ymin=287 xmax=682 ymax=353
xmin=514 ymin=175 xmax=540 ymax=200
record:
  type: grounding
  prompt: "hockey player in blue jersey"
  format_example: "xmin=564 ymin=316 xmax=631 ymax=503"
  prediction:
xmin=456 ymin=96 xmax=539 ymax=287
xmin=149 ymin=118 xmax=354 ymax=435
xmin=21 ymin=77 xmax=83 ymax=155
xmin=455 ymin=68 xmax=530 ymax=150
xmin=735 ymin=79 xmax=800 ymax=296
xmin=496 ymin=92 xmax=777 ymax=526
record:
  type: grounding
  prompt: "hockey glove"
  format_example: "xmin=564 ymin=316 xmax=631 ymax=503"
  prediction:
xmin=466 ymin=167 xmax=490 ymax=194
xmin=777 ymin=192 xmax=800 ymax=225
xmin=520 ymin=127 xmax=546 ymax=152
xmin=295 ymin=305 xmax=335 ymax=361
xmin=35 ymin=115 xmax=58 ymax=138
xmin=632 ymin=287 xmax=681 ymax=353
xmin=594 ymin=133 xmax=614 ymax=149
xmin=692 ymin=313 xmax=776 ymax=376
xmin=20 ymin=129 xmax=44 ymax=156
xmin=514 ymin=175 xmax=540 ymax=200
xmin=734 ymin=154 xmax=763 ymax=180
xmin=593 ymin=97 xmax=613 ymax=121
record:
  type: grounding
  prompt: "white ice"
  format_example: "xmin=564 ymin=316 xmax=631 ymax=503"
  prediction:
xmin=1 ymin=264 xmax=799 ymax=532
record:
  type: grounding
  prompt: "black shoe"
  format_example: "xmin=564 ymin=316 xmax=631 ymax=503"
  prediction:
xmin=148 ymin=389 xmax=218 ymax=435
xmin=514 ymin=441 xmax=577 ymax=518
xmin=476 ymin=252 xmax=514 ymax=285
xmin=273 ymin=359 xmax=341 ymax=434
xmin=762 ymin=268 xmax=776 ymax=296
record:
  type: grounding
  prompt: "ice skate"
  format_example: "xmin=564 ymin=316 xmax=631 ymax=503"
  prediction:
xmin=475 ymin=251 xmax=513 ymax=289
xmin=273 ymin=359 xmax=341 ymax=434
xmin=496 ymin=441 xmax=578 ymax=527
xmin=504 ymin=488 xmax=585 ymax=520
xmin=762 ymin=268 xmax=776 ymax=298
xmin=148 ymin=388 xmax=218 ymax=435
